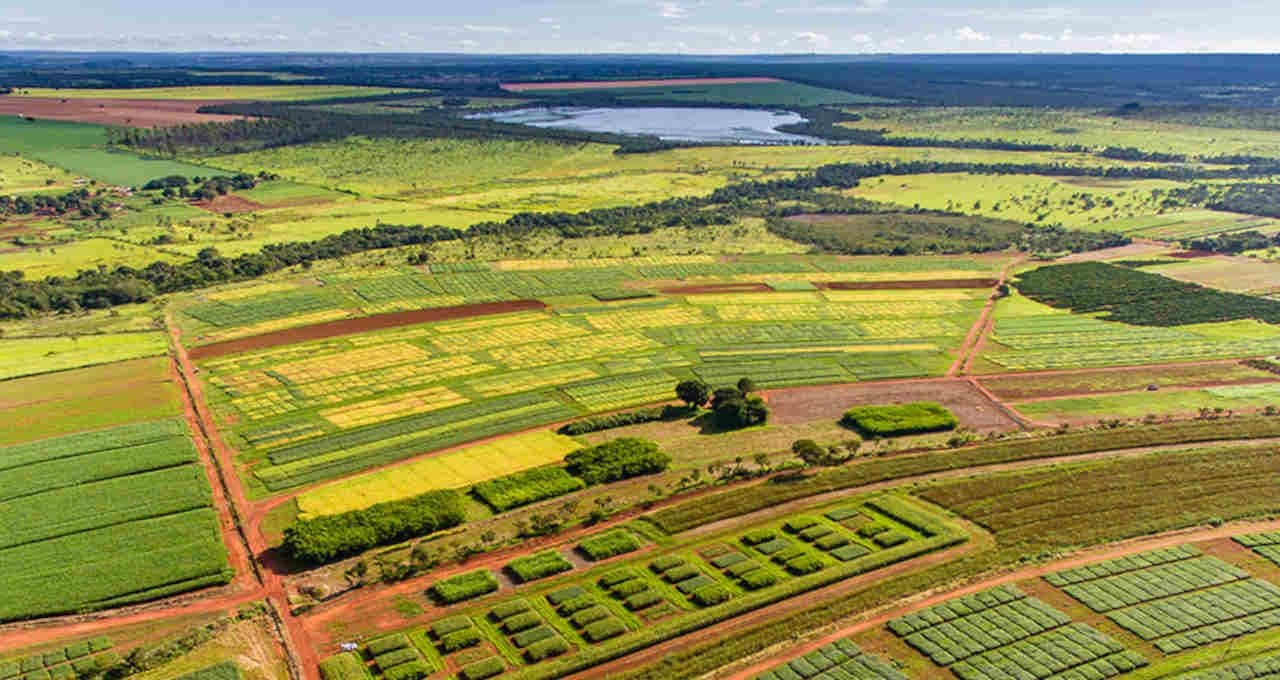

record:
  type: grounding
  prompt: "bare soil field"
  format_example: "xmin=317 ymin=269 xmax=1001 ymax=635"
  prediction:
xmin=189 ymin=300 xmax=546 ymax=359
xmin=0 ymin=97 xmax=244 ymax=127
xmin=500 ymin=77 xmax=782 ymax=92
xmin=195 ymin=194 xmax=266 ymax=214
xmin=765 ymin=377 xmax=1023 ymax=432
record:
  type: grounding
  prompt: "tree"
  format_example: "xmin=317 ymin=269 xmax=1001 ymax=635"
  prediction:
xmin=736 ymin=377 xmax=759 ymax=394
xmin=713 ymin=393 xmax=769 ymax=430
xmin=675 ymin=379 xmax=711 ymax=408
xmin=792 ymin=439 xmax=846 ymax=468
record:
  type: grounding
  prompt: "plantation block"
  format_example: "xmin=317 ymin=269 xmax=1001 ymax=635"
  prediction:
xmin=546 ymin=585 xmax=587 ymax=606
xmin=815 ymin=534 xmax=851 ymax=551
xmin=558 ymin=595 xmax=598 ymax=615
xmin=472 ymin=466 xmax=585 ymax=512
xmin=676 ymin=575 xmax=716 ymax=594
xmin=609 ymin=580 xmax=650 ymax=598
xmin=711 ymin=552 xmax=748 ymax=569
xmin=430 ymin=616 xmax=473 ymax=638
xmin=489 ymin=599 xmax=531 ymax=621
xmin=511 ymin=625 xmax=556 ymax=649
xmin=770 ymin=547 xmax=807 ymax=564
xmin=739 ymin=569 xmax=779 ymax=590
xmin=841 ymin=402 xmax=959 ymax=437
xmin=523 ymin=637 xmax=569 ymax=663
xmin=583 ymin=618 xmax=628 ymax=643
xmin=741 ymin=529 xmax=777 ymax=545
xmin=598 ymin=568 xmax=642 ymax=588
xmin=383 ymin=662 xmax=430 ymax=680
xmin=727 ymin=560 xmax=763 ymax=577
xmin=624 ymin=591 xmax=663 ymax=611
xmin=500 ymin=612 xmax=543 ymax=634
xmin=373 ymin=648 xmax=418 ymax=670
xmin=824 ymin=507 xmax=862 ymax=522
xmin=783 ymin=516 xmax=820 ymax=533
xmin=691 ymin=584 xmax=733 ymax=606
xmin=649 ymin=555 xmax=685 ymax=573
xmin=798 ymin=525 xmax=834 ymax=542
xmin=873 ymin=530 xmax=910 ymax=548
xmin=439 ymin=629 xmax=483 ymax=653
xmin=429 ymin=569 xmax=499 ymax=604
xmin=569 ymin=606 xmax=611 ymax=628
xmin=367 ymin=633 xmax=411 ymax=656
xmin=578 ymin=530 xmax=642 ymax=561
xmin=459 ymin=658 xmax=504 ymax=680
xmin=662 ymin=565 xmax=700 ymax=583
xmin=785 ymin=556 xmax=826 ymax=575
xmin=507 ymin=550 xmax=573 ymax=583
xmin=22 ymin=670 xmax=49 ymax=680
xmin=754 ymin=538 xmax=791 ymax=555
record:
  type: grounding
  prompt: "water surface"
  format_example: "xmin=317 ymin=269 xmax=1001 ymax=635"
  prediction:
xmin=471 ymin=106 xmax=826 ymax=145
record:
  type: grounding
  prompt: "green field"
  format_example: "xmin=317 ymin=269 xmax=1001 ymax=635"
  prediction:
xmin=0 ymin=154 xmax=78 ymax=192
xmin=0 ymin=331 xmax=169 ymax=380
xmin=0 ymin=420 xmax=230 ymax=621
xmin=1014 ymin=382 xmax=1280 ymax=422
xmin=10 ymin=85 xmax=420 ymax=101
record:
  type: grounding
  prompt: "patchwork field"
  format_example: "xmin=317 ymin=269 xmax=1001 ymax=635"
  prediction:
xmin=0 ymin=117 xmax=222 ymax=185
xmin=0 ymin=419 xmax=230 ymax=621
xmin=190 ymin=259 xmax=995 ymax=496
xmin=8 ymin=85 xmax=417 ymax=101
xmin=0 ymin=331 xmax=169 ymax=380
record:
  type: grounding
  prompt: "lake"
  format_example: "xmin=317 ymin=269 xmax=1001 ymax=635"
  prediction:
xmin=470 ymin=106 xmax=827 ymax=145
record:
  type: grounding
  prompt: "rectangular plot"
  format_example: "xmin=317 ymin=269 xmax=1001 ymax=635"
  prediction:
xmin=900 ymin=597 xmax=1072 ymax=665
xmin=649 ymin=322 xmax=866 ymax=348
xmin=1045 ymin=545 xmax=1200 ymax=587
xmin=464 ymin=364 xmax=601 ymax=398
xmin=319 ymin=386 xmax=469 ymax=429
xmin=1108 ymin=579 xmax=1280 ymax=642
xmin=948 ymin=624 xmax=1140 ymax=680
xmin=489 ymin=333 xmax=661 ymax=369
xmin=1060 ymin=556 xmax=1250 ymax=612
xmin=561 ymin=371 xmax=678 ymax=412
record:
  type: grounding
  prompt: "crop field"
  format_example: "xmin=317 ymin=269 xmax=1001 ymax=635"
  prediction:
xmin=753 ymin=638 xmax=905 ymax=679
xmin=1147 ymin=256 xmax=1280 ymax=295
xmin=294 ymin=431 xmax=582 ymax=518
xmin=327 ymin=495 xmax=963 ymax=679
xmin=1098 ymin=210 xmax=1280 ymax=240
xmin=1012 ymin=382 xmax=1280 ymax=422
xmin=0 ymin=238 xmax=191 ymax=279
xmin=0 ymin=419 xmax=230 ymax=621
xmin=887 ymin=584 xmax=1146 ymax=679
xmin=192 ymin=266 xmax=987 ymax=494
xmin=0 ymin=331 xmax=169 ymax=380
xmin=977 ymin=362 xmax=1275 ymax=401
xmin=847 ymin=173 xmax=1190 ymax=230
xmin=978 ymin=291 xmax=1280 ymax=372
xmin=0 ymin=154 xmax=78 ymax=192
xmin=10 ymin=85 xmax=417 ymax=101
xmin=1236 ymin=531 xmax=1280 ymax=567
xmin=1046 ymin=546 xmax=1280 ymax=654
xmin=839 ymin=106 xmax=1280 ymax=159
xmin=0 ymin=357 xmax=180 ymax=446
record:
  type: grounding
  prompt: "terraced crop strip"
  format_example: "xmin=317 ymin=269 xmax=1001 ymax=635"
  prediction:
xmin=197 ymin=261 xmax=986 ymax=492
xmin=1235 ymin=531 xmax=1280 ymax=566
xmin=1047 ymin=546 xmax=1280 ymax=654
xmin=753 ymin=639 xmax=906 ymax=680
xmin=0 ymin=420 xmax=230 ymax=621
xmin=888 ymin=585 xmax=1145 ymax=680
xmin=328 ymin=496 xmax=965 ymax=679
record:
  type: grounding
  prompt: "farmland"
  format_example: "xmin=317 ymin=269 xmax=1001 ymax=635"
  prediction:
xmin=0 ymin=419 xmax=230 ymax=621
xmin=9 ymin=85 xmax=417 ymax=101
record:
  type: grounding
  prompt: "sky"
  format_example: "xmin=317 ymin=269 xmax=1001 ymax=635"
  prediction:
xmin=1 ymin=1 xmax=1277 ymax=53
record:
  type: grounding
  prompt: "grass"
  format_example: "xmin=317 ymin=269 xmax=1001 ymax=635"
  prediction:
xmin=0 ymin=332 xmax=169 ymax=380
xmin=0 ymin=357 xmax=180 ymax=446
xmin=978 ymin=362 xmax=1272 ymax=400
xmin=0 ymin=420 xmax=229 ymax=622
xmin=0 ymin=154 xmax=78 ymax=192
xmin=11 ymin=85 xmax=418 ymax=101
xmin=0 ymin=238 xmax=190 ymax=279
xmin=1014 ymin=383 xmax=1280 ymax=421
xmin=294 ymin=431 xmax=582 ymax=518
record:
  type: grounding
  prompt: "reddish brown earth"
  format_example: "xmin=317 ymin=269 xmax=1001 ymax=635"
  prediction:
xmin=0 ymin=97 xmax=244 ymax=127
xmin=659 ymin=282 xmax=774 ymax=295
xmin=188 ymin=299 xmax=546 ymax=359
xmin=1169 ymin=249 xmax=1218 ymax=259
xmin=764 ymin=377 xmax=1025 ymax=433
xmin=196 ymin=194 xmax=266 ymax=214
xmin=501 ymin=77 xmax=782 ymax=92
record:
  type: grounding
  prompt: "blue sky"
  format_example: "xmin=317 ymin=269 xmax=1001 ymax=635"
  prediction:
xmin=0 ymin=1 xmax=1275 ymax=53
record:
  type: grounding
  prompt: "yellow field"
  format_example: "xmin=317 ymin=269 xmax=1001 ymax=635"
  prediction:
xmin=12 ymin=85 xmax=417 ymax=101
xmin=320 ymin=386 xmax=469 ymax=429
xmin=0 ymin=155 xmax=79 ymax=192
xmin=294 ymin=430 xmax=583 ymax=518
xmin=0 ymin=238 xmax=189 ymax=279
xmin=0 ymin=332 xmax=169 ymax=380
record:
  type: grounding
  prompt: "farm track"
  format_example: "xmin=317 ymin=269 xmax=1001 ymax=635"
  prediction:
xmin=951 ymin=259 xmax=1014 ymax=378
xmin=718 ymin=516 xmax=1280 ymax=680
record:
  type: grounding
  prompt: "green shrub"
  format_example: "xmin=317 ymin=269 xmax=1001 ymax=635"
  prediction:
xmin=824 ymin=507 xmax=862 ymax=522
xmin=318 ymin=654 xmax=367 ymax=680
xmin=61 ymin=643 xmax=90 ymax=661
xmin=625 ymin=591 xmax=664 ymax=611
xmin=739 ymin=570 xmax=779 ymax=590
xmin=506 ymin=551 xmax=573 ymax=583
xmin=815 ymin=534 xmax=851 ymax=550
xmin=783 ymin=516 xmax=820 ymax=533
xmin=46 ymin=668 xmax=72 ymax=680
xmin=373 ymin=648 xmax=417 ymax=670
xmin=691 ymin=585 xmax=733 ymax=606
xmin=0 ymin=663 xmax=17 ymax=680
xmin=523 ymin=637 xmax=569 ymax=662
xmin=557 ymin=406 xmax=688 ymax=436
xmin=459 ymin=658 xmax=504 ymax=680
xmin=785 ymin=556 xmax=826 ymax=575
xmin=578 ymin=530 xmax=642 ymax=561
xmin=754 ymin=538 xmax=791 ymax=555
xmin=582 ymin=618 xmax=628 ymax=643
xmin=284 ymin=490 xmax=466 ymax=564
xmin=710 ymin=552 xmax=747 ymax=569
xmin=558 ymin=595 xmax=597 ymax=614
xmin=501 ymin=613 xmax=543 ymax=634
xmin=598 ymin=568 xmax=641 ymax=588
xmin=472 ymin=467 xmax=585 ymax=512
xmin=366 ymin=633 xmax=410 ymax=656
xmin=430 ymin=616 xmax=473 ymax=638
xmin=511 ymin=626 xmax=555 ymax=649
xmin=87 ymin=639 xmax=112 ymax=654
xmin=383 ymin=662 xmax=429 ymax=680
xmin=69 ymin=660 xmax=97 ymax=677
xmin=439 ymin=629 xmax=483 ymax=653
xmin=17 ymin=660 xmax=38 ymax=675
xmin=841 ymin=402 xmax=958 ymax=437
xmin=565 ymin=438 xmax=671 ymax=485
xmin=489 ymin=599 xmax=531 ymax=621
xmin=609 ymin=580 xmax=649 ymax=598
xmin=429 ymin=569 xmax=499 ymax=604
xmin=546 ymin=585 xmax=587 ymax=606
xmin=649 ymin=556 xmax=685 ymax=573
xmin=22 ymin=670 xmax=49 ymax=680
xmin=569 ymin=606 xmax=611 ymax=628
xmin=676 ymin=575 xmax=715 ymax=594
xmin=873 ymin=530 xmax=910 ymax=548
xmin=41 ymin=651 xmax=66 ymax=667
xmin=727 ymin=560 xmax=762 ymax=578
xmin=741 ymin=529 xmax=777 ymax=546
xmin=662 ymin=565 xmax=700 ymax=583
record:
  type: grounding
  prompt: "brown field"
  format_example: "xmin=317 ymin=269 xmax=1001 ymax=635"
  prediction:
xmin=195 ymin=194 xmax=266 ymax=214
xmin=0 ymin=98 xmax=244 ymax=127
xmin=188 ymin=299 xmax=546 ymax=359
xmin=500 ymin=77 xmax=782 ymax=92
xmin=766 ymin=377 xmax=1025 ymax=432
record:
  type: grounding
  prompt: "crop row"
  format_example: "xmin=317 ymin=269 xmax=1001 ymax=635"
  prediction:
xmin=1175 ymin=649 xmax=1280 ymax=680
xmin=1107 ymin=578 xmax=1280 ymax=646
xmin=895 ymin=595 xmax=1071 ymax=666
xmin=1044 ymin=545 xmax=1199 ymax=586
xmin=949 ymin=624 xmax=1145 ymax=680
xmin=754 ymin=639 xmax=905 ymax=680
xmin=1059 ymin=556 xmax=1250 ymax=613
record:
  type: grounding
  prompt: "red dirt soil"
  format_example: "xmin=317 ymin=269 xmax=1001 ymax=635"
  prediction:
xmin=195 ymin=194 xmax=266 ymax=214
xmin=1168 ymin=250 xmax=1218 ymax=259
xmin=501 ymin=77 xmax=782 ymax=92
xmin=659 ymin=282 xmax=773 ymax=295
xmin=0 ymin=97 xmax=244 ymax=127
xmin=188 ymin=300 xmax=546 ymax=360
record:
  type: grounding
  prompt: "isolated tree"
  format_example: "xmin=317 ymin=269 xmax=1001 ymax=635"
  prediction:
xmin=675 ymin=379 xmax=711 ymax=408
xmin=792 ymin=439 xmax=843 ymax=468
xmin=737 ymin=377 xmax=759 ymax=394
xmin=714 ymin=393 xmax=769 ymax=430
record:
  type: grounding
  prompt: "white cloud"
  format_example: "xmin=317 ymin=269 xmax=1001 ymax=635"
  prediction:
xmin=463 ymin=24 xmax=511 ymax=34
xmin=794 ymin=31 xmax=831 ymax=49
xmin=1020 ymin=32 xmax=1053 ymax=41
xmin=657 ymin=1 xmax=688 ymax=19
xmin=1110 ymin=32 xmax=1160 ymax=46
xmin=954 ymin=26 xmax=989 ymax=42
xmin=777 ymin=0 xmax=887 ymax=16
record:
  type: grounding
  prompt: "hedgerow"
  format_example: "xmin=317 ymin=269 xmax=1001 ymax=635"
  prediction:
xmin=472 ymin=467 xmax=585 ymax=512
xmin=557 ymin=405 xmax=692 ymax=436
xmin=841 ymin=402 xmax=959 ymax=437
xmin=283 ymin=490 xmax=465 ymax=564
xmin=429 ymin=569 xmax=499 ymax=604
xmin=564 ymin=438 xmax=671 ymax=485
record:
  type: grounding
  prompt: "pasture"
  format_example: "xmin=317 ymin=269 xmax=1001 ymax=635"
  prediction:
xmin=190 ymin=259 xmax=992 ymax=495
xmin=0 ymin=419 xmax=230 ymax=621
xmin=0 ymin=331 xmax=169 ymax=380
xmin=0 ymin=154 xmax=78 ymax=192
